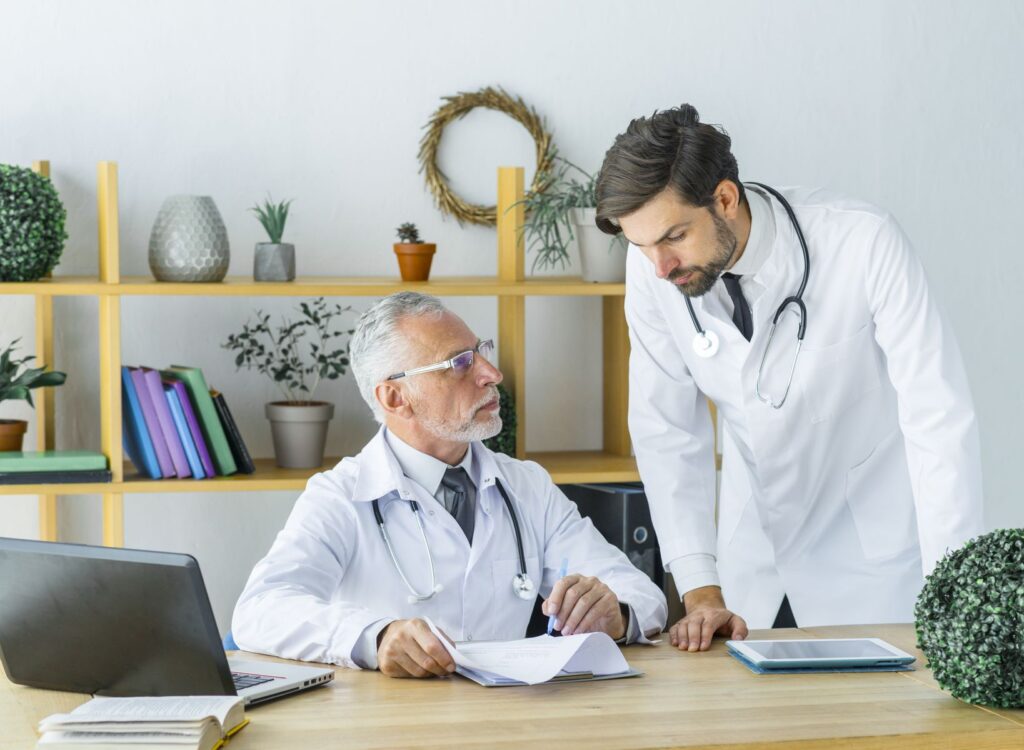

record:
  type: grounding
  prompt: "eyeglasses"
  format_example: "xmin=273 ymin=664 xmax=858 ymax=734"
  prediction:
xmin=386 ymin=339 xmax=495 ymax=381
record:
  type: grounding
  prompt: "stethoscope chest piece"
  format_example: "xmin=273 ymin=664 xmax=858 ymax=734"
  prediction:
xmin=692 ymin=329 xmax=720 ymax=358
xmin=513 ymin=572 xmax=535 ymax=600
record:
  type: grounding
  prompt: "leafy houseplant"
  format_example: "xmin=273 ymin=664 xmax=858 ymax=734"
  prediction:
xmin=250 ymin=196 xmax=296 ymax=282
xmin=0 ymin=338 xmax=67 ymax=451
xmin=483 ymin=383 xmax=516 ymax=456
xmin=517 ymin=155 xmax=626 ymax=282
xmin=0 ymin=164 xmax=68 ymax=281
xmin=914 ymin=528 xmax=1024 ymax=708
xmin=393 ymin=222 xmax=436 ymax=282
xmin=223 ymin=298 xmax=357 ymax=468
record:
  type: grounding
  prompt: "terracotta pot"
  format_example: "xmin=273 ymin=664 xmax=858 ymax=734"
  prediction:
xmin=0 ymin=420 xmax=28 ymax=452
xmin=393 ymin=243 xmax=436 ymax=282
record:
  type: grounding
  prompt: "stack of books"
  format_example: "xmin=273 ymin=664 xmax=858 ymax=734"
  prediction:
xmin=122 ymin=365 xmax=255 ymax=480
xmin=0 ymin=451 xmax=111 ymax=485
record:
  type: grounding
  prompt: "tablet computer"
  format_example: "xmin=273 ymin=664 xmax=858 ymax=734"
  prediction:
xmin=726 ymin=638 xmax=915 ymax=669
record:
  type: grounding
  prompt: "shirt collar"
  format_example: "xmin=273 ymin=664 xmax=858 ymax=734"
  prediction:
xmin=728 ymin=187 xmax=775 ymax=278
xmin=384 ymin=428 xmax=474 ymax=497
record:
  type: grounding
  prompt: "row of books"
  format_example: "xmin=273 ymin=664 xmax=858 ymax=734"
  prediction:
xmin=0 ymin=450 xmax=111 ymax=485
xmin=122 ymin=365 xmax=255 ymax=479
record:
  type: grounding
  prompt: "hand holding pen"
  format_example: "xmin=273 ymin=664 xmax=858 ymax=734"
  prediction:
xmin=542 ymin=557 xmax=627 ymax=640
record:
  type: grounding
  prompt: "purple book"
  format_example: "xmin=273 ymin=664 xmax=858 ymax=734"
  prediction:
xmin=164 ymin=377 xmax=216 ymax=478
xmin=142 ymin=368 xmax=190 ymax=478
xmin=129 ymin=367 xmax=174 ymax=478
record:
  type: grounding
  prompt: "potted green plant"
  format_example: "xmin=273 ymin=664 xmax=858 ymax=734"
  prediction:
xmin=518 ymin=155 xmax=626 ymax=282
xmin=0 ymin=164 xmax=68 ymax=281
xmin=483 ymin=383 xmax=516 ymax=456
xmin=0 ymin=338 xmax=67 ymax=451
xmin=223 ymin=298 xmax=356 ymax=468
xmin=393 ymin=222 xmax=436 ymax=282
xmin=250 ymin=196 xmax=295 ymax=282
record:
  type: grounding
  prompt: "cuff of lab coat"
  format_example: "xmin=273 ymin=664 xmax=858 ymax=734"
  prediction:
xmin=668 ymin=554 xmax=720 ymax=597
xmin=350 ymin=617 xmax=396 ymax=670
xmin=616 ymin=603 xmax=657 ymax=645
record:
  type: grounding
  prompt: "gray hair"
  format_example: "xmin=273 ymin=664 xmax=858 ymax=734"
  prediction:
xmin=350 ymin=291 xmax=447 ymax=423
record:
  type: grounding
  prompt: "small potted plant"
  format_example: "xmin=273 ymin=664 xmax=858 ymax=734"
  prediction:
xmin=393 ymin=222 xmax=436 ymax=281
xmin=0 ymin=164 xmax=68 ymax=281
xmin=223 ymin=298 xmax=357 ymax=468
xmin=0 ymin=338 xmax=67 ymax=451
xmin=250 ymin=196 xmax=295 ymax=282
xmin=518 ymin=155 xmax=626 ymax=282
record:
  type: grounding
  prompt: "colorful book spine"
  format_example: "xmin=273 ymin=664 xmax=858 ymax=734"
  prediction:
xmin=129 ymin=368 xmax=174 ymax=478
xmin=164 ymin=385 xmax=205 ymax=479
xmin=162 ymin=366 xmax=237 ymax=476
xmin=0 ymin=451 xmax=108 ymax=472
xmin=0 ymin=469 xmax=112 ymax=485
xmin=142 ymin=368 xmax=190 ymax=478
xmin=164 ymin=378 xmax=216 ymax=478
xmin=121 ymin=367 xmax=162 ymax=480
xmin=210 ymin=390 xmax=256 ymax=474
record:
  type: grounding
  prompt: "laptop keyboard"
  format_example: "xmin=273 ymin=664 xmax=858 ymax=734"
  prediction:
xmin=232 ymin=671 xmax=275 ymax=690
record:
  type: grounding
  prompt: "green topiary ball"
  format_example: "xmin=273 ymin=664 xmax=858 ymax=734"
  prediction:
xmin=0 ymin=164 xmax=68 ymax=281
xmin=914 ymin=528 xmax=1024 ymax=708
xmin=483 ymin=383 xmax=516 ymax=456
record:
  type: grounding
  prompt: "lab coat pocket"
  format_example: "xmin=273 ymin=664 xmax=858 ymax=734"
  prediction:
xmin=801 ymin=323 xmax=884 ymax=424
xmin=845 ymin=428 xmax=916 ymax=561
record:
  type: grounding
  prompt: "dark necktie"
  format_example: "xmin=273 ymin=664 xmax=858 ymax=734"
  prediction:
xmin=721 ymin=272 xmax=753 ymax=341
xmin=440 ymin=467 xmax=476 ymax=544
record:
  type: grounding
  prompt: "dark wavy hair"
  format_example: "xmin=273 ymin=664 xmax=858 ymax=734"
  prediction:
xmin=595 ymin=104 xmax=744 ymax=235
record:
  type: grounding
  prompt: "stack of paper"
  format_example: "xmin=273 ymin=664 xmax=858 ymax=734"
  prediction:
xmin=36 ymin=696 xmax=247 ymax=750
xmin=428 ymin=621 xmax=640 ymax=686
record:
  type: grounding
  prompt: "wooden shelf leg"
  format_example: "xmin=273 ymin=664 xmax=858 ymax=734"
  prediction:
xmin=103 ymin=493 xmax=124 ymax=547
xmin=602 ymin=295 xmax=632 ymax=457
xmin=497 ymin=167 xmax=526 ymax=458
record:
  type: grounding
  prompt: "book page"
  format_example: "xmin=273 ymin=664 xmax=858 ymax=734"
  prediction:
xmin=40 ymin=696 xmax=242 ymax=732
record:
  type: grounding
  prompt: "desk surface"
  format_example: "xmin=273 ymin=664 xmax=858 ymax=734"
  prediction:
xmin=2 ymin=624 xmax=1022 ymax=750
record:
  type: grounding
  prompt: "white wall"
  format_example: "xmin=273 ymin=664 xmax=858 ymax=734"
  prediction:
xmin=2 ymin=0 xmax=1021 ymax=631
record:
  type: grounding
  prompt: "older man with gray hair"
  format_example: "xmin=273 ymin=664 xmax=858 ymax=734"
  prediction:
xmin=232 ymin=292 xmax=667 ymax=678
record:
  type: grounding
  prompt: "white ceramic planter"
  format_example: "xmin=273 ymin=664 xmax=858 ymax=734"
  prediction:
xmin=265 ymin=401 xmax=334 ymax=468
xmin=570 ymin=208 xmax=627 ymax=283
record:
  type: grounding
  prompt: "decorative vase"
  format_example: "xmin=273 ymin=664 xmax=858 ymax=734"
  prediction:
xmin=265 ymin=401 xmax=334 ymax=468
xmin=0 ymin=419 xmax=27 ymax=452
xmin=393 ymin=243 xmax=436 ymax=282
xmin=148 ymin=195 xmax=230 ymax=282
xmin=254 ymin=242 xmax=296 ymax=281
xmin=571 ymin=208 xmax=627 ymax=283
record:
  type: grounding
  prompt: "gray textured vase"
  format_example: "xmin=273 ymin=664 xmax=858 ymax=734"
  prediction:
xmin=265 ymin=401 xmax=334 ymax=468
xmin=148 ymin=195 xmax=230 ymax=282
xmin=254 ymin=242 xmax=296 ymax=281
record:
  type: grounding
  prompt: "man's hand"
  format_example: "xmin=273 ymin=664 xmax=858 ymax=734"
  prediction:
xmin=376 ymin=619 xmax=455 ymax=678
xmin=542 ymin=573 xmax=626 ymax=639
xmin=670 ymin=585 xmax=748 ymax=652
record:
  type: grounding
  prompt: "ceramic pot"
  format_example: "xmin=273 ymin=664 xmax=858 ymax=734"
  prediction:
xmin=148 ymin=195 xmax=230 ymax=282
xmin=265 ymin=401 xmax=334 ymax=468
xmin=393 ymin=243 xmax=436 ymax=282
xmin=254 ymin=242 xmax=296 ymax=281
xmin=570 ymin=208 xmax=627 ymax=283
xmin=0 ymin=419 xmax=27 ymax=452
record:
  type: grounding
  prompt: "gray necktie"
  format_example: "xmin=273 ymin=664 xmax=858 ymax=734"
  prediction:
xmin=440 ymin=467 xmax=476 ymax=544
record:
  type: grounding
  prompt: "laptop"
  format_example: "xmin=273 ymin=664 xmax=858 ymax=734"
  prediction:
xmin=0 ymin=537 xmax=333 ymax=705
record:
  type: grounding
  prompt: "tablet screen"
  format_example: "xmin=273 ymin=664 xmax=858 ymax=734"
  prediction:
xmin=750 ymin=640 xmax=896 ymax=660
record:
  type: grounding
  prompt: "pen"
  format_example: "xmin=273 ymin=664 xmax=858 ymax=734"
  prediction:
xmin=547 ymin=557 xmax=569 ymax=635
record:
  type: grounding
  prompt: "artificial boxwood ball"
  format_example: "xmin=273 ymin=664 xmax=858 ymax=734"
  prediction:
xmin=915 ymin=528 xmax=1024 ymax=708
xmin=0 ymin=164 xmax=68 ymax=281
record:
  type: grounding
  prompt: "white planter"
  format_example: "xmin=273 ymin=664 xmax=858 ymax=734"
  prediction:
xmin=570 ymin=208 xmax=627 ymax=283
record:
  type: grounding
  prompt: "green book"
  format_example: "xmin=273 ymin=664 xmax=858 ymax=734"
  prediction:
xmin=0 ymin=451 xmax=109 ymax=472
xmin=161 ymin=366 xmax=238 ymax=476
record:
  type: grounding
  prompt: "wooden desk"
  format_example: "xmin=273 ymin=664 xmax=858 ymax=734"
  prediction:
xmin=3 ymin=624 xmax=1022 ymax=749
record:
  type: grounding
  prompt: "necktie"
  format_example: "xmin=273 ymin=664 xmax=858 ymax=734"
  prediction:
xmin=721 ymin=272 xmax=753 ymax=341
xmin=440 ymin=467 xmax=476 ymax=544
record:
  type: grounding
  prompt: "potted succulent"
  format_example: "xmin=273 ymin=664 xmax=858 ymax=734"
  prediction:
xmin=0 ymin=164 xmax=68 ymax=281
xmin=518 ymin=155 xmax=626 ymax=282
xmin=223 ymin=298 xmax=356 ymax=468
xmin=250 ymin=196 xmax=296 ymax=282
xmin=0 ymin=338 xmax=67 ymax=451
xmin=393 ymin=222 xmax=435 ymax=281
xmin=482 ymin=383 xmax=516 ymax=457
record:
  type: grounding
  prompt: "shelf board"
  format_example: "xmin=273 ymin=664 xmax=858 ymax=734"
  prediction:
xmin=1 ymin=275 xmax=626 ymax=297
xmin=0 ymin=452 xmax=638 ymax=495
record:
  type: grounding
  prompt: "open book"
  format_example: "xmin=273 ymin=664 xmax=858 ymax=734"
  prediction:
xmin=428 ymin=621 xmax=641 ymax=686
xmin=36 ymin=696 xmax=247 ymax=750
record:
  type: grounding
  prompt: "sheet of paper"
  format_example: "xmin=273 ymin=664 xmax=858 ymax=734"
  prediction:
xmin=426 ymin=620 xmax=630 ymax=685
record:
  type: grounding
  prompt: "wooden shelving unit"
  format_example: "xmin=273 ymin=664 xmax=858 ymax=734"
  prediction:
xmin=1 ymin=162 xmax=637 ymax=546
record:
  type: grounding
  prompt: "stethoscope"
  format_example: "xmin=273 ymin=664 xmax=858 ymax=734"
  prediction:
xmin=372 ymin=479 xmax=535 ymax=604
xmin=685 ymin=182 xmax=810 ymax=409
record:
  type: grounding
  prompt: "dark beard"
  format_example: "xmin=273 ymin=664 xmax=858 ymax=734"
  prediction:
xmin=668 ymin=210 xmax=737 ymax=298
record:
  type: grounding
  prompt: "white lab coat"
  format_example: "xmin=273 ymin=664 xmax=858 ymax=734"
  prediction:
xmin=626 ymin=186 xmax=984 ymax=628
xmin=232 ymin=429 xmax=667 ymax=669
